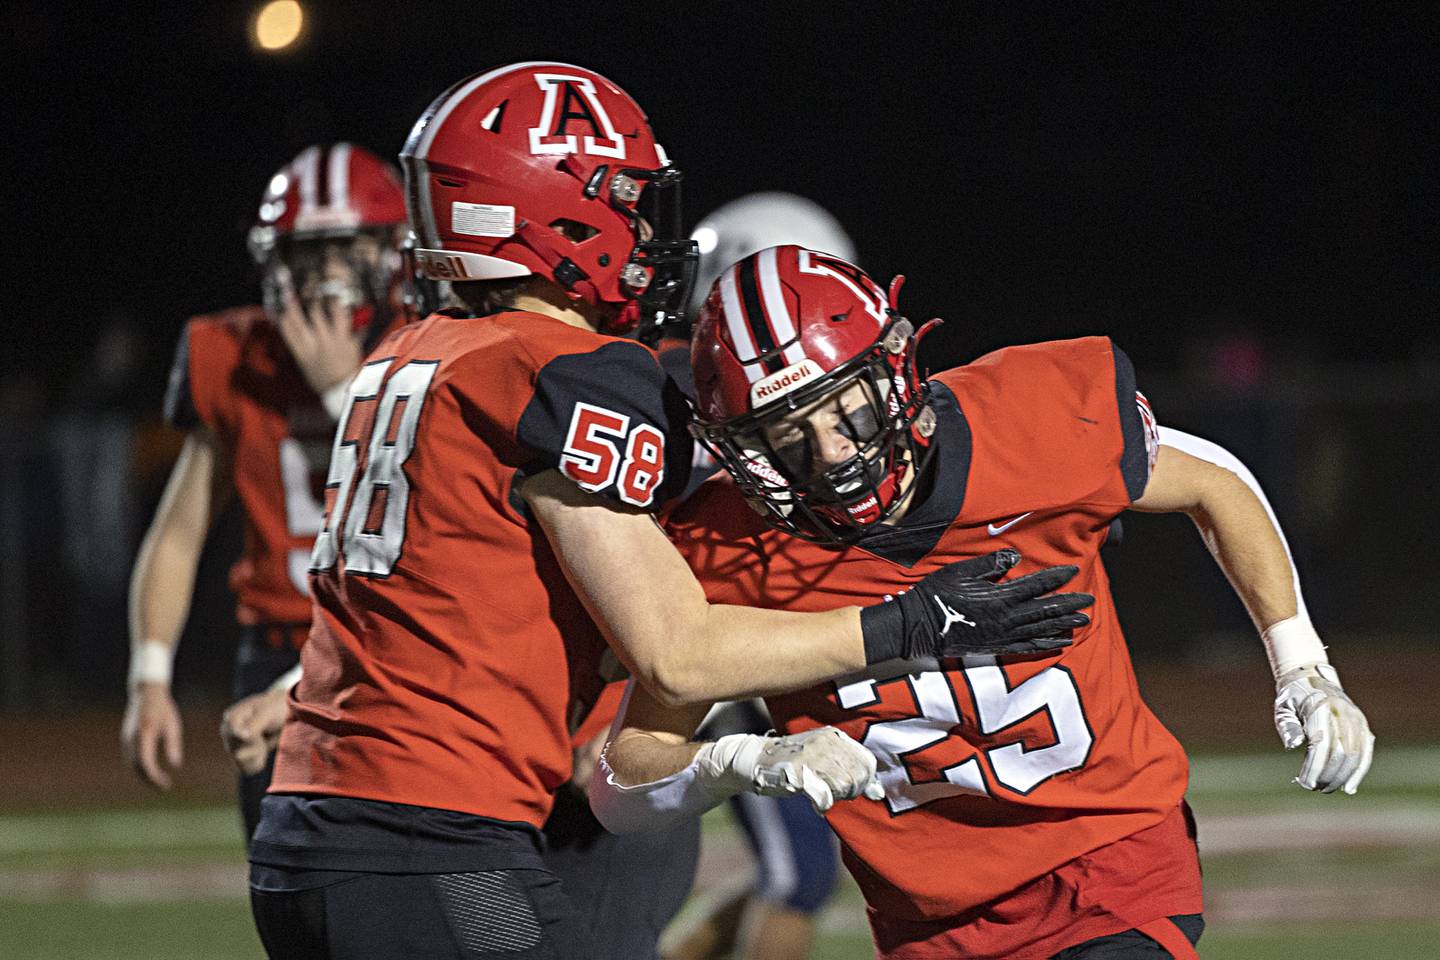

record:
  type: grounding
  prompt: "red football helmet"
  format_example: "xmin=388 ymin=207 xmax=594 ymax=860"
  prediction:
xmin=248 ymin=143 xmax=409 ymax=334
xmin=691 ymin=245 xmax=936 ymax=542
xmin=399 ymin=61 xmax=696 ymax=340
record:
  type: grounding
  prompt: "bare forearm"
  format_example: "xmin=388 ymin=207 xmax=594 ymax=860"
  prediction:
xmin=657 ymin=603 xmax=865 ymax=703
xmin=1190 ymin=475 xmax=1296 ymax=630
xmin=523 ymin=469 xmax=866 ymax=706
xmin=128 ymin=432 xmax=226 ymax=651
xmin=606 ymin=729 xmax=705 ymax=786
xmin=1134 ymin=444 xmax=1297 ymax=632
xmin=128 ymin=526 xmax=203 ymax=648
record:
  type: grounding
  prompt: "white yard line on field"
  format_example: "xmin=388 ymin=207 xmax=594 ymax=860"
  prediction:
xmin=0 ymin=807 xmax=239 ymax=855
xmin=0 ymin=863 xmax=244 ymax=903
xmin=1200 ymin=804 xmax=1440 ymax=854
xmin=1188 ymin=744 xmax=1440 ymax=795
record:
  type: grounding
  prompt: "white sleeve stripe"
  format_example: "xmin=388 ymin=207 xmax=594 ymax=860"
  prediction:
xmin=589 ymin=680 xmax=725 ymax=834
xmin=1157 ymin=426 xmax=1308 ymax=622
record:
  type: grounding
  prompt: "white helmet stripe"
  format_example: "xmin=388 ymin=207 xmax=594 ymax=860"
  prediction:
xmin=327 ymin=142 xmax=351 ymax=211
xmin=411 ymin=156 xmax=438 ymax=246
xmin=719 ymin=265 xmax=763 ymax=383
xmin=757 ymin=246 xmax=808 ymax=367
xmin=296 ymin=146 xmax=320 ymax=215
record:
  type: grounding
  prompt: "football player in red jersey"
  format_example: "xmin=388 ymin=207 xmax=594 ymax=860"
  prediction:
xmin=120 ymin=143 xmax=408 ymax=841
xmin=592 ymin=245 xmax=1376 ymax=960
xmin=245 ymin=64 xmax=1094 ymax=960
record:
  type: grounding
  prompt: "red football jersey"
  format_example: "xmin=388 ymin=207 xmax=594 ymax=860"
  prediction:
xmin=270 ymin=310 xmax=691 ymax=827
xmin=667 ymin=337 xmax=1194 ymax=955
xmin=166 ymin=306 xmax=336 ymax=627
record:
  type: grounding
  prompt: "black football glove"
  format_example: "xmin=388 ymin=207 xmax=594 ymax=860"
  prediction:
xmin=860 ymin=549 xmax=1093 ymax=663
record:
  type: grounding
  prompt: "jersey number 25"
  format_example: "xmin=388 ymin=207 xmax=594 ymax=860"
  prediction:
xmin=839 ymin=664 xmax=1094 ymax=815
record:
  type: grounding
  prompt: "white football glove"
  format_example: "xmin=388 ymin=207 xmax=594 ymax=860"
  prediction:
xmin=696 ymin=728 xmax=885 ymax=812
xmin=1274 ymin=663 xmax=1375 ymax=794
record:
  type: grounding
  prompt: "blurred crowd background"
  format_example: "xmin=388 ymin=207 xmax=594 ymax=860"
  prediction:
xmin=2 ymin=4 xmax=1436 ymax=710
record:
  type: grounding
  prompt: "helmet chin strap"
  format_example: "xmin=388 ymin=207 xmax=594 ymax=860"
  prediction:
xmin=608 ymin=300 xmax=642 ymax=336
xmin=811 ymin=451 xmax=910 ymax=530
xmin=512 ymin=218 xmax=644 ymax=336
xmin=512 ymin=218 xmax=602 ymax=304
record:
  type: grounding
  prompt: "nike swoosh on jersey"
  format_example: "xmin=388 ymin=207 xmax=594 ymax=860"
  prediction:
xmin=987 ymin=512 xmax=1033 ymax=536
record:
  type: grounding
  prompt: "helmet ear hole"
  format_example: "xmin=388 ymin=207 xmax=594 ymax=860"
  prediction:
xmin=549 ymin=218 xmax=600 ymax=243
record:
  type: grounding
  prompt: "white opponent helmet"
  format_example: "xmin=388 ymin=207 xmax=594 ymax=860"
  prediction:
xmin=686 ymin=192 xmax=857 ymax=319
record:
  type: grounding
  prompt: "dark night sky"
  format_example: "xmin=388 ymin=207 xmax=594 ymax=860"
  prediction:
xmin=8 ymin=3 xmax=1437 ymax=401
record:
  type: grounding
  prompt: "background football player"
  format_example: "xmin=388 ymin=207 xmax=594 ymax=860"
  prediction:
xmin=593 ymin=245 xmax=1376 ymax=960
xmin=120 ymin=143 xmax=408 ymax=844
xmin=245 ymin=63 xmax=1094 ymax=960
xmin=666 ymin=192 xmax=858 ymax=960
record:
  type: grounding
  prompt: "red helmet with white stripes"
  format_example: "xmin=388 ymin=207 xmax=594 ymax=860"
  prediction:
xmin=399 ymin=62 xmax=696 ymax=341
xmin=248 ymin=144 xmax=409 ymax=335
xmin=249 ymin=143 xmax=406 ymax=256
xmin=691 ymin=245 xmax=936 ymax=542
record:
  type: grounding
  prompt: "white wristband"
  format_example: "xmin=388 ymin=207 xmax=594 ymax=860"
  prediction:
xmin=268 ymin=663 xmax=304 ymax=694
xmin=1262 ymin=614 xmax=1329 ymax=679
xmin=320 ymin=379 xmax=352 ymax=421
xmin=128 ymin=639 xmax=175 ymax=689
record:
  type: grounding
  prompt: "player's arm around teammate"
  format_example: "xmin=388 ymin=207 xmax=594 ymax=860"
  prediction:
xmin=590 ymin=678 xmax=884 ymax=833
xmin=1133 ymin=436 xmax=1375 ymax=793
xmin=524 ymin=470 xmax=866 ymax=705
xmin=522 ymin=474 xmax=1088 ymax=707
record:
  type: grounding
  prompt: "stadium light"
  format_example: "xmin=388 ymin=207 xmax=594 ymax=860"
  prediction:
xmin=253 ymin=0 xmax=304 ymax=52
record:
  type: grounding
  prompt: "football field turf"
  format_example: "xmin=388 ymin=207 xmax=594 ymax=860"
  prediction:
xmin=1 ymin=746 xmax=1435 ymax=959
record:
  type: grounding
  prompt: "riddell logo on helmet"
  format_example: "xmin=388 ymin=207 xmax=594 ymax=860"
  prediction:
xmin=750 ymin=359 xmax=822 ymax=406
xmin=417 ymin=252 xmax=470 ymax=280
xmin=743 ymin=457 xmax=788 ymax=487
xmin=847 ymin=494 xmax=879 ymax=516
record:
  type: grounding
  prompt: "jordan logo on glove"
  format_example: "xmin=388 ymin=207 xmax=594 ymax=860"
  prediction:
xmin=934 ymin=596 xmax=976 ymax=635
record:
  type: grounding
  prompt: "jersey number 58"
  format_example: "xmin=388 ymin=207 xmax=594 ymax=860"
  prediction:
xmin=310 ymin=358 xmax=439 ymax=577
xmin=559 ymin=402 xmax=666 ymax=508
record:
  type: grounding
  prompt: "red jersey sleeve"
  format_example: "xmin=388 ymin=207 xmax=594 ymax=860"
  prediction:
xmin=163 ymin=307 xmax=264 ymax=438
xmin=943 ymin=336 xmax=1159 ymax=519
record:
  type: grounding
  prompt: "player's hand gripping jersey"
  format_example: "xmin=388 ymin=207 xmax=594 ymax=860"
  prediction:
xmin=668 ymin=338 xmax=1197 ymax=947
xmin=270 ymin=310 xmax=692 ymax=827
xmin=166 ymin=306 xmax=344 ymax=627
